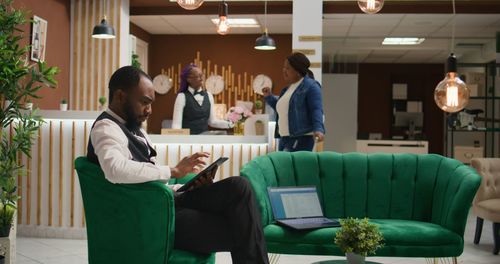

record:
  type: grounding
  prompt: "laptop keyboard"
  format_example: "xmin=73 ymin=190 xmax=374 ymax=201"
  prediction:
xmin=282 ymin=218 xmax=333 ymax=225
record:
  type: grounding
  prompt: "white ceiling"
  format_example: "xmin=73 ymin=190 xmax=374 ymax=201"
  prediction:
xmin=131 ymin=13 xmax=500 ymax=63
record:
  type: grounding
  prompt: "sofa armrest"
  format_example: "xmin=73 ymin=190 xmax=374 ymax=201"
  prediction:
xmin=75 ymin=157 xmax=175 ymax=264
xmin=240 ymin=158 xmax=275 ymax=227
xmin=435 ymin=164 xmax=481 ymax=237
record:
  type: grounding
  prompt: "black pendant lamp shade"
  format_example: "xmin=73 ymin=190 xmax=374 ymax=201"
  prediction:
xmin=92 ymin=17 xmax=115 ymax=39
xmin=255 ymin=30 xmax=276 ymax=50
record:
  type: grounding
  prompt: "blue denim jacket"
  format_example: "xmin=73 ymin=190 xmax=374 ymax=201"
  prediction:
xmin=264 ymin=76 xmax=325 ymax=137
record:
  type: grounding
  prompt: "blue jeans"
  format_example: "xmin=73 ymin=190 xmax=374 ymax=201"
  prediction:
xmin=278 ymin=135 xmax=315 ymax=152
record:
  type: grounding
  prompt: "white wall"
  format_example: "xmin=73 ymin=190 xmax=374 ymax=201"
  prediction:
xmin=322 ymin=74 xmax=358 ymax=153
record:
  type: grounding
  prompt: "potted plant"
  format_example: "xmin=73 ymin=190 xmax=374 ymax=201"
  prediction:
xmin=255 ymin=120 xmax=264 ymax=135
xmin=334 ymin=217 xmax=384 ymax=264
xmin=254 ymin=99 xmax=263 ymax=114
xmin=0 ymin=0 xmax=58 ymax=246
xmin=59 ymin=98 xmax=68 ymax=111
xmin=24 ymin=99 xmax=33 ymax=110
xmin=98 ymin=96 xmax=107 ymax=111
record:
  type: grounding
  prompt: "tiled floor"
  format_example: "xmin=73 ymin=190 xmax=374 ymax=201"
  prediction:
xmin=17 ymin=212 xmax=499 ymax=264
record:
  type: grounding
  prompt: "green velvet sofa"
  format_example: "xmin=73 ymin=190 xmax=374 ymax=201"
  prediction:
xmin=240 ymin=152 xmax=481 ymax=258
xmin=75 ymin=157 xmax=215 ymax=264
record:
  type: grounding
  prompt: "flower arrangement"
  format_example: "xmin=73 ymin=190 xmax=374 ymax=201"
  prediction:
xmin=334 ymin=217 xmax=384 ymax=257
xmin=226 ymin=106 xmax=253 ymax=123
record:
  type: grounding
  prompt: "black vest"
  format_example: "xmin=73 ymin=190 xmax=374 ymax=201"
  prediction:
xmin=182 ymin=91 xmax=210 ymax=135
xmin=87 ymin=111 xmax=157 ymax=165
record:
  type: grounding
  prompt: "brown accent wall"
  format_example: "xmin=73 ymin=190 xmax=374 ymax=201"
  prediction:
xmin=14 ymin=0 xmax=71 ymax=110
xmin=148 ymin=34 xmax=292 ymax=134
xmin=357 ymin=64 xmax=445 ymax=154
xmin=130 ymin=22 xmax=151 ymax=43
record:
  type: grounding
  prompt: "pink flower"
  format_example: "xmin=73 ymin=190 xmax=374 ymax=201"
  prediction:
xmin=226 ymin=106 xmax=253 ymax=123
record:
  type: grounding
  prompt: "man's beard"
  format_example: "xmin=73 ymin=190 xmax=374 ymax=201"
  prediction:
xmin=124 ymin=97 xmax=142 ymax=131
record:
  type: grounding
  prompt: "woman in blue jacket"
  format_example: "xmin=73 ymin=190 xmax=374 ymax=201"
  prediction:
xmin=262 ymin=52 xmax=325 ymax=151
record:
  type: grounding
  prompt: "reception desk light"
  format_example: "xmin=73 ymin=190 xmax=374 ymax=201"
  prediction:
xmin=358 ymin=0 xmax=384 ymax=14
xmin=92 ymin=16 xmax=115 ymax=39
xmin=254 ymin=0 xmax=276 ymax=50
xmin=177 ymin=0 xmax=204 ymax=10
xmin=434 ymin=54 xmax=470 ymax=113
xmin=216 ymin=1 xmax=229 ymax=35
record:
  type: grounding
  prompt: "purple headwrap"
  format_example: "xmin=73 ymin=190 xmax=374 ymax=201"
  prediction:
xmin=178 ymin=63 xmax=198 ymax=94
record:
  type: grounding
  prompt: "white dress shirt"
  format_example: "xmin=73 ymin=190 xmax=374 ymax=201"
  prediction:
xmin=90 ymin=109 xmax=172 ymax=184
xmin=276 ymin=78 xmax=303 ymax=137
xmin=172 ymin=87 xmax=232 ymax=129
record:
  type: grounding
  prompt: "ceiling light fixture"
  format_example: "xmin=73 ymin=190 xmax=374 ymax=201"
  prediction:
xmin=216 ymin=0 xmax=229 ymax=35
xmin=358 ymin=0 xmax=384 ymax=14
xmin=177 ymin=0 xmax=204 ymax=10
xmin=92 ymin=1 xmax=115 ymax=39
xmin=211 ymin=18 xmax=259 ymax=28
xmin=255 ymin=0 xmax=276 ymax=51
xmin=434 ymin=0 xmax=470 ymax=113
xmin=382 ymin=37 xmax=425 ymax=45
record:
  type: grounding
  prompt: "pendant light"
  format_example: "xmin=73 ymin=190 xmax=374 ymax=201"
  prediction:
xmin=358 ymin=0 xmax=384 ymax=14
xmin=434 ymin=0 xmax=470 ymax=113
xmin=255 ymin=0 xmax=276 ymax=50
xmin=177 ymin=0 xmax=204 ymax=10
xmin=216 ymin=1 xmax=229 ymax=35
xmin=92 ymin=1 xmax=115 ymax=39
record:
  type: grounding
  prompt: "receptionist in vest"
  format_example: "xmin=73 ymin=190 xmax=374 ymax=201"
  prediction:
xmin=172 ymin=64 xmax=233 ymax=134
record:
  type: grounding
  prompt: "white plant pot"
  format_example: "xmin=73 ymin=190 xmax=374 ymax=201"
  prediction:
xmin=346 ymin=252 xmax=365 ymax=264
xmin=59 ymin=103 xmax=68 ymax=111
xmin=255 ymin=109 xmax=263 ymax=114
xmin=3 ymin=100 xmax=12 ymax=110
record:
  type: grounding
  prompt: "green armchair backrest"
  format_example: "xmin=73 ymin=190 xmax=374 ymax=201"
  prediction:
xmin=240 ymin=151 xmax=481 ymax=237
xmin=75 ymin=157 xmax=214 ymax=264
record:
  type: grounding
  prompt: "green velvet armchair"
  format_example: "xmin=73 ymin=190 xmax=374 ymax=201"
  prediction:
xmin=75 ymin=156 xmax=215 ymax=264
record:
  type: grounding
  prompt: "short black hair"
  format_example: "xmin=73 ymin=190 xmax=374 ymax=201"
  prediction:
xmin=108 ymin=66 xmax=152 ymax=103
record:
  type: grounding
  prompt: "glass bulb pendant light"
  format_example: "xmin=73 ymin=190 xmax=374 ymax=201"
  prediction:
xmin=434 ymin=54 xmax=470 ymax=113
xmin=358 ymin=0 xmax=384 ymax=14
xmin=217 ymin=1 xmax=229 ymax=35
xmin=177 ymin=0 xmax=204 ymax=10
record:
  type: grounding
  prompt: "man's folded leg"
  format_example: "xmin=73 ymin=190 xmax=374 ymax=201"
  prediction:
xmin=174 ymin=177 xmax=269 ymax=264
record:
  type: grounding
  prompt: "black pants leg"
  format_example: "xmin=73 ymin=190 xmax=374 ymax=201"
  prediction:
xmin=174 ymin=177 xmax=269 ymax=264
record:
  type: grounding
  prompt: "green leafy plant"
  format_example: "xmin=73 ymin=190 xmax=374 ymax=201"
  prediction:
xmin=60 ymin=98 xmax=67 ymax=104
xmin=334 ymin=217 xmax=384 ymax=256
xmin=254 ymin=99 xmax=263 ymax=110
xmin=0 ymin=0 xmax=59 ymax=236
xmin=98 ymin=96 xmax=106 ymax=106
xmin=131 ymin=53 xmax=141 ymax=69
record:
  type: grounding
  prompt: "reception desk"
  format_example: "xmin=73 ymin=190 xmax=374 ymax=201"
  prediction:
xmin=13 ymin=111 xmax=276 ymax=238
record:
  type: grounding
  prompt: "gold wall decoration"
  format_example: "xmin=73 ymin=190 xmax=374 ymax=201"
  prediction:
xmin=298 ymin=36 xmax=322 ymax=42
xmin=292 ymin=49 xmax=316 ymax=55
xmin=159 ymin=52 xmax=264 ymax=109
xmin=310 ymin=62 xmax=322 ymax=68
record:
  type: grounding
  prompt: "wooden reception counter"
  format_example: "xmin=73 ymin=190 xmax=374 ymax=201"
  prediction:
xmin=15 ymin=111 xmax=276 ymax=238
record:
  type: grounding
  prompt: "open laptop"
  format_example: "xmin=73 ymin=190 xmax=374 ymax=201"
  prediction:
xmin=267 ymin=186 xmax=340 ymax=230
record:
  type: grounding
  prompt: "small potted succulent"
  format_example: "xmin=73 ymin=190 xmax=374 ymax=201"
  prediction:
xmin=334 ymin=217 xmax=384 ymax=264
xmin=59 ymin=99 xmax=68 ymax=111
xmin=98 ymin=96 xmax=107 ymax=111
xmin=254 ymin=100 xmax=263 ymax=114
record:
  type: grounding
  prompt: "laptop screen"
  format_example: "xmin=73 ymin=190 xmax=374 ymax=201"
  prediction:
xmin=268 ymin=187 xmax=324 ymax=220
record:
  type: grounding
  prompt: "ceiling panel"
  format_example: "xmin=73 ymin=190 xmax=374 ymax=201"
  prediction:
xmin=131 ymin=10 xmax=500 ymax=63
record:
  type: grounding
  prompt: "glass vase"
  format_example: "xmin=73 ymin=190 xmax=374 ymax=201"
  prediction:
xmin=233 ymin=121 xmax=245 ymax=135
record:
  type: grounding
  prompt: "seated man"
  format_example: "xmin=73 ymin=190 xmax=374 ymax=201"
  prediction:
xmin=87 ymin=66 xmax=269 ymax=264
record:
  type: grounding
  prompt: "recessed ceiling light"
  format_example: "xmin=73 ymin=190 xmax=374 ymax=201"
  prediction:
xmin=382 ymin=37 xmax=425 ymax=45
xmin=211 ymin=18 xmax=260 ymax=28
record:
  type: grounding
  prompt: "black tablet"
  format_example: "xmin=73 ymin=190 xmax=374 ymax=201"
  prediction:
xmin=176 ymin=157 xmax=229 ymax=192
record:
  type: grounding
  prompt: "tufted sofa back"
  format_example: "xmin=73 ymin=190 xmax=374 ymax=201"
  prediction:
xmin=240 ymin=151 xmax=481 ymax=236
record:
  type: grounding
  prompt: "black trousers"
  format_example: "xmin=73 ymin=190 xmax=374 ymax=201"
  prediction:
xmin=174 ymin=177 xmax=269 ymax=264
